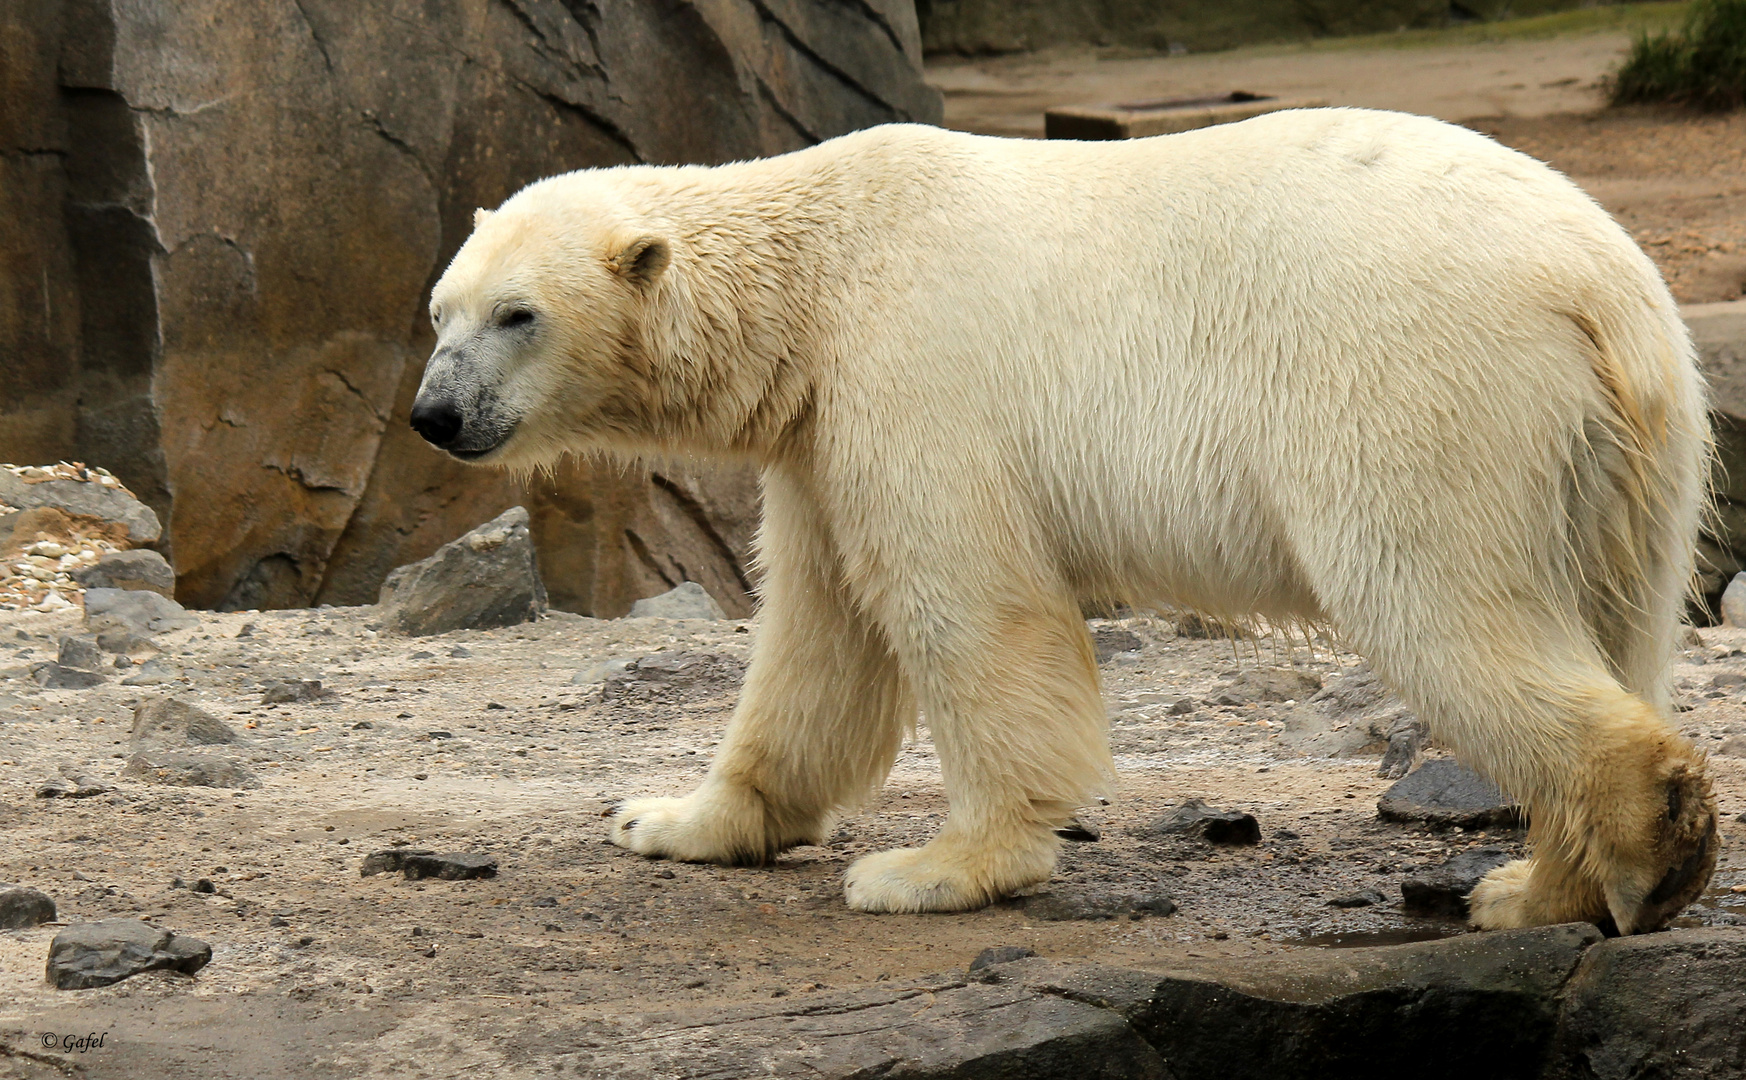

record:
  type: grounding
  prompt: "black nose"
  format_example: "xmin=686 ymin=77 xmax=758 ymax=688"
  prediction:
xmin=410 ymin=397 xmax=463 ymax=447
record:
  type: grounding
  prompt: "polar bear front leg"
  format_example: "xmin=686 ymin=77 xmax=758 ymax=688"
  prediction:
xmin=844 ymin=597 xmax=1113 ymax=913
xmin=609 ymin=470 xmax=913 ymax=865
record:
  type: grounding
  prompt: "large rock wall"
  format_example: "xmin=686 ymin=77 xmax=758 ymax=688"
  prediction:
xmin=916 ymin=0 xmax=1607 ymax=55
xmin=0 ymin=0 xmax=939 ymax=617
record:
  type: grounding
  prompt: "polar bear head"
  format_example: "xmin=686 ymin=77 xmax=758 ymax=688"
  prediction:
xmin=411 ymin=180 xmax=678 ymax=469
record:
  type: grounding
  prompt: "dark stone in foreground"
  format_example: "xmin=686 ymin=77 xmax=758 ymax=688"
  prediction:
xmin=377 ymin=507 xmax=547 ymax=636
xmin=400 ymin=852 xmax=498 ymax=881
xmin=1150 ymin=798 xmax=1262 ymax=845
xmin=1020 ymin=888 xmax=1177 ymax=921
xmin=1550 ymin=928 xmax=1746 ymax=1079
xmin=359 ymin=848 xmax=437 ymax=877
xmin=1402 ymin=847 xmax=1514 ymax=919
xmin=1328 ymin=889 xmax=1386 ymax=908
xmin=46 ymin=919 xmax=211 ymax=989
xmin=1377 ymin=758 xmax=1524 ymax=830
xmin=1012 ymin=923 xmax=1602 ymax=1080
xmin=575 ymin=976 xmax=1172 ymax=1079
xmin=0 ymin=885 xmax=56 ymax=928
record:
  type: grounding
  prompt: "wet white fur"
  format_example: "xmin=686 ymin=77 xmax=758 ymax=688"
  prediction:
xmin=428 ymin=108 xmax=1712 ymax=926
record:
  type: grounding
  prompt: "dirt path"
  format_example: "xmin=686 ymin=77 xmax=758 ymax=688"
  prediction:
xmin=1 ymin=601 xmax=1742 ymax=1077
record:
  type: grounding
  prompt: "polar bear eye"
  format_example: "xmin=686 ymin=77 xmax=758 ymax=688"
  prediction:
xmin=497 ymin=308 xmax=535 ymax=330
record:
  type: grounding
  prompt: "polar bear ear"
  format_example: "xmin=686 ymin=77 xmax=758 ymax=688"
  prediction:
xmin=606 ymin=235 xmax=670 ymax=288
xmin=473 ymin=207 xmax=493 ymax=229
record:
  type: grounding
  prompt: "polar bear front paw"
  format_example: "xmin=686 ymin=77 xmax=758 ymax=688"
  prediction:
xmin=1467 ymin=858 xmax=1539 ymax=930
xmin=608 ymin=785 xmax=816 ymax=865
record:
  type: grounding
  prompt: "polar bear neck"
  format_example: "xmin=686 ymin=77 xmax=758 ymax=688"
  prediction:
xmin=616 ymin=151 xmax=890 ymax=462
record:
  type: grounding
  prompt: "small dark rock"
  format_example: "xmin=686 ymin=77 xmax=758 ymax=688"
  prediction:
xmin=427 ymin=730 xmax=453 ymax=740
xmin=1150 ymin=798 xmax=1262 ymax=845
xmin=359 ymin=848 xmax=437 ymax=876
xmin=449 ymin=646 xmax=471 ymax=658
xmin=1092 ymin=628 xmax=1143 ymax=663
xmin=1020 ymin=888 xmax=1176 ymax=921
xmin=30 ymin=662 xmax=106 ymax=689
xmin=191 ymin=878 xmax=216 ymax=894
xmin=236 ymin=623 xmax=255 ymax=638
xmin=46 ymin=919 xmax=211 ymax=989
xmin=969 ymin=945 xmax=1037 ymax=972
xmin=56 ymin=635 xmax=104 ymax=671
xmin=1378 ymin=759 xmax=1523 ymax=830
xmin=1328 ymin=889 xmax=1386 ymax=908
xmin=0 ymin=885 xmax=57 ymax=928
xmin=268 ymin=916 xmax=288 ymax=927
xmin=352 ymin=721 xmax=373 ymax=729
xmin=485 ymin=702 xmax=506 ymax=710
xmin=401 ymin=852 xmax=498 ymax=881
xmin=260 ymin=679 xmax=329 ymax=704
xmin=1401 ymin=846 xmax=1514 ymax=918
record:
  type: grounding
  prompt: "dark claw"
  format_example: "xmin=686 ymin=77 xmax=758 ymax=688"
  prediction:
xmin=601 ymin=801 xmax=622 ymax=818
xmin=622 ymin=818 xmax=639 ymax=832
xmin=1055 ymin=819 xmax=1100 ymax=842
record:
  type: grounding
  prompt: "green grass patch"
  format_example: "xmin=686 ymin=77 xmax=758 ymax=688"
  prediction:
xmin=1610 ymin=0 xmax=1746 ymax=107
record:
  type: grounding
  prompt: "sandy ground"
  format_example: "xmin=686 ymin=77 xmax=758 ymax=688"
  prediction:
xmin=929 ymin=20 xmax=1746 ymax=303
xmin=0 ymin=602 xmax=1743 ymax=1076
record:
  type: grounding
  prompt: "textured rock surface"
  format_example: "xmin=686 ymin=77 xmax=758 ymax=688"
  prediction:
xmin=1549 ymin=928 xmax=1746 ymax=1080
xmin=0 ymin=0 xmax=936 ymax=615
xmin=72 ymin=548 xmax=176 ymax=596
xmin=0 ymin=468 xmax=161 ymax=546
xmin=1693 ymin=301 xmax=1746 ymax=611
xmin=121 ymin=750 xmax=257 ymax=789
xmin=45 ymin=919 xmax=212 ymax=990
xmin=0 ymin=885 xmax=57 ymax=929
xmin=83 ymin=586 xmax=199 ymax=641
xmin=1148 ymin=798 xmax=1262 ymax=845
xmin=377 ymin=507 xmax=548 ymax=636
xmin=1377 ymin=758 xmax=1524 ymax=830
xmin=130 ymin=697 xmax=242 ymax=748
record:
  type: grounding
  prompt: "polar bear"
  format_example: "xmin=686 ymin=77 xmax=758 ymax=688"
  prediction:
xmin=411 ymin=108 xmax=1717 ymax=933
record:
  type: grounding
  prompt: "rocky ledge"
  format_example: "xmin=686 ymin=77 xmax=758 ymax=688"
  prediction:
xmin=575 ymin=923 xmax=1744 ymax=1079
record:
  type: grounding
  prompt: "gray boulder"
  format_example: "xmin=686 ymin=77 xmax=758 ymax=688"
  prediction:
xmin=130 ymin=698 xmax=241 ymax=748
xmin=72 ymin=549 xmax=175 ymax=597
xmin=46 ymin=919 xmax=211 ymax=989
xmin=84 ymin=587 xmax=198 ymax=647
xmin=1378 ymin=758 xmax=1524 ymax=830
xmin=119 ymin=656 xmax=182 ymax=686
xmin=377 ymin=507 xmax=547 ymax=636
xmin=627 ymin=581 xmax=727 ymax=620
xmin=0 ymin=470 xmax=160 ymax=546
xmin=0 ymin=885 xmax=57 ymax=929
xmin=121 ymin=751 xmax=256 ymax=789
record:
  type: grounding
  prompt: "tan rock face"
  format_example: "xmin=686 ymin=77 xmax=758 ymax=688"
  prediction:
xmin=0 ymin=0 xmax=939 ymax=614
